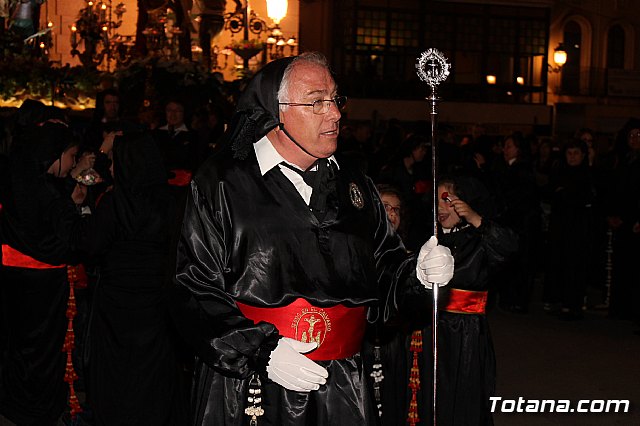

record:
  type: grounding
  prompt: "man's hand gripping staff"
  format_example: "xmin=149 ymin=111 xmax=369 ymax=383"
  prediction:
xmin=417 ymin=235 xmax=455 ymax=289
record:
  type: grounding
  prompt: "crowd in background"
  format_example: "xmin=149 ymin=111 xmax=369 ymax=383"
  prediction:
xmin=0 ymin=88 xmax=639 ymax=424
xmin=337 ymin=117 xmax=640 ymax=323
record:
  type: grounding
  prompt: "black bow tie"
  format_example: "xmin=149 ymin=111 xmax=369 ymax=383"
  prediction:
xmin=280 ymin=159 xmax=336 ymax=221
xmin=280 ymin=159 xmax=335 ymax=186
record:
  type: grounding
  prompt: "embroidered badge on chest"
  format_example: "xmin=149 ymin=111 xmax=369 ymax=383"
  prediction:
xmin=349 ymin=182 xmax=364 ymax=209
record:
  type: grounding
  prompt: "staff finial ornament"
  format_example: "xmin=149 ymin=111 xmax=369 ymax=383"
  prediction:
xmin=416 ymin=48 xmax=451 ymax=90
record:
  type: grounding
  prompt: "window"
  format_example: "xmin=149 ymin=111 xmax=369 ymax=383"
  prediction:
xmin=607 ymin=25 xmax=625 ymax=69
xmin=333 ymin=1 xmax=550 ymax=103
xmin=561 ymin=21 xmax=582 ymax=95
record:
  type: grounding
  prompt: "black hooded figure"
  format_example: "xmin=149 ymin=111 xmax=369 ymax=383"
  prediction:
xmin=170 ymin=53 xmax=452 ymax=425
xmin=0 ymin=101 xmax=83 ymax=425
xmin=73 ymin=133 xmax=187 ymax=425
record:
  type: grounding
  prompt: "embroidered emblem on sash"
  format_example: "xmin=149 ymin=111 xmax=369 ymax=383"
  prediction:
xmin=349 ymin=182 xmax=364 ymax=209
xmin=291 ymin=307 xmax=332 ymax=348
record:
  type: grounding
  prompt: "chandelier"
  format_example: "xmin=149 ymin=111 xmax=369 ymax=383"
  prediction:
xmin=207 ymin=0 xmax=298 ymax=75
xmin=70 ymin=0 xmax=130 ymax=70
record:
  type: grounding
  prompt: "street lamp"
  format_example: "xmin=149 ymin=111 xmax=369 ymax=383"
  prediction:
xmin=549 ymin=43 xmax=567 ymax=73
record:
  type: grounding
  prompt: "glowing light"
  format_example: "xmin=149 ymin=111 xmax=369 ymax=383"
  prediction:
xmin=553 ymin=49 xmax=567 ymax=66
xmin=266 ymin=0 xmax=288 ymax=24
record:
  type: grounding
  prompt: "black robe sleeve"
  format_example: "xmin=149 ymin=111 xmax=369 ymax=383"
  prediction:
xmin=172 ymin=177 xmax=279 ymax=379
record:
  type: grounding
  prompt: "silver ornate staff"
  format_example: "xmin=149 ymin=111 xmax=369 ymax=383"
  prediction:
xmin=416 ymin=48 xmax=451 ymax=426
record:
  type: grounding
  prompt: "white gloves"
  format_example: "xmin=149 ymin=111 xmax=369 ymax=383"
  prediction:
xmin=416 ymin=236 xmax=455 ymax=289
xmin=266 ymin=337 xmax=328 ymax=392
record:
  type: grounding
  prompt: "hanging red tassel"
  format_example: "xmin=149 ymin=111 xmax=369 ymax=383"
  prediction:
xmin=68 ymin=387 xmax=82 ymax=417
xmin=407 ymin=329 xmax=423 ymax=425
xmin=67 ymin=264 xmax=88 ymax=289
xmin=62 ymin=269 xmax=83 ymax=419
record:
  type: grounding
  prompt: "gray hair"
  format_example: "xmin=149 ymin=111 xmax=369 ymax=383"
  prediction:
xmin=277 ymin=52 xmax=330 ymax=105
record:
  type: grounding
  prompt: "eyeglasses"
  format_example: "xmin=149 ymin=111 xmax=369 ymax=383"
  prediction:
xmin=383 ymin=203 xmax=401 ymax=216
xmin=279 ymin=96 xmax=347 ymax=115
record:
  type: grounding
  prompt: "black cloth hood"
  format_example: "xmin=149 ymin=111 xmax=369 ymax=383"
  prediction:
xmin=227 ymin=56 xmax=296 ymax=159
xmin=112 ymin=132 xmax=174 ymax=240
xmin=12 ymin=101 xmax=72 ymax=176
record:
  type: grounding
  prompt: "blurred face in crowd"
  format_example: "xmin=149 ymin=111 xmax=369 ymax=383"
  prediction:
xmin=539 ymin=141 xmax=551 ymax=160
xmin=565 ymin=147 xmax=585 ymax=167
xmin=381 ymin=192 xmax=402 ymax=231
xmin=411 ymin=143 xmax=428 ymax=163
xmin=48 ymin=146 xmax=79 ymax=177
xmin=166 ymin=102 xmax=185 ymax=127
xmin=277 ymin=61 xmax=341 ymax=166
xmin=580 ymin=132 xmax=594 ymax=148
xmin=437 ymin=184 xmax=461 ymax=230
xmin=503 ymin=137 xmax=519 ymax=162
xmin=628 ymin=128 xmax=640 ymax=152
xmin=103 ymin=94 xmax=120 ymax=121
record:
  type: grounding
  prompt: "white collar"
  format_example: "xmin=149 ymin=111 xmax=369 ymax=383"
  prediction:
xmin=253 ymin=136 xmax=339 ymax=176
xmin=159 ymin=123 xmax=189 ymax=132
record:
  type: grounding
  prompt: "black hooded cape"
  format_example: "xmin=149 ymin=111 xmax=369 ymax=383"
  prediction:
xmin=0 ymin=102 xmax=81 ymax=424
xmin=71 ymin=133 xmax=187 ymax=425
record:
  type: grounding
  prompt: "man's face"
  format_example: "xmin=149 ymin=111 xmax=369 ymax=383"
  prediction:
xmin=279 ymin=62 xmax=341 ymax=160
xmin=411 ymin=143 xmax=428 ymax=163
xmin=166 ymin=102 xmax=185 ymax=127
xmin=103 ymin=95 xmax=119 ymax=121
xmin=503 ymin=138 xmax=518 ymax=162
xmin=565 ymin=147 xmax=585 ymax=167
xmin=628 ymin=128 xmax=640 ymax=151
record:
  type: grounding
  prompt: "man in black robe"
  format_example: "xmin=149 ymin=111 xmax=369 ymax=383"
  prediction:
xmin=171 ymin=52 xmax=454 ymax=425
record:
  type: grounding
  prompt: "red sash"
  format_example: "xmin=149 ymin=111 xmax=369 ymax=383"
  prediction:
xmin=168 ymin=169 xmax=192 ymax=187
xmin=237 ymin=298 xmax=367 ymax=361
xmin=1 ymin=245 xmax=65 ymax=269
xmin=443 ymin=288 xmax=488 ymax=314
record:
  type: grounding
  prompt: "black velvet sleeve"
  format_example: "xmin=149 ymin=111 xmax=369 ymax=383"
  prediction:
xmin=171 ymin=178 xmax=280 ymax=379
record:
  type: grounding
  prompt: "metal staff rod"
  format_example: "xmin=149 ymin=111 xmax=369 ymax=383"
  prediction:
xmin=416 ymin=48 xmax=451 ymax=426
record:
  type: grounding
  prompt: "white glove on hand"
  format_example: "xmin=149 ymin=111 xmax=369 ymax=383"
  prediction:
xmin=416 ymin=236 xmax=455 ymax=289
xmin=266 ymin=337 xmax=329 ymax=392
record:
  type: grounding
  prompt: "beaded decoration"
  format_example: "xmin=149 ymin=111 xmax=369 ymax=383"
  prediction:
xmin=245 ymin=374 xmax=265 ymax=426
xmin=369 ymin=342 xmax=384 ymax=417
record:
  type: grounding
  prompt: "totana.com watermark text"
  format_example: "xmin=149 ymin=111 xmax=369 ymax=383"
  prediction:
xmin=490 ymin=397 xmax=630 ymax=413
